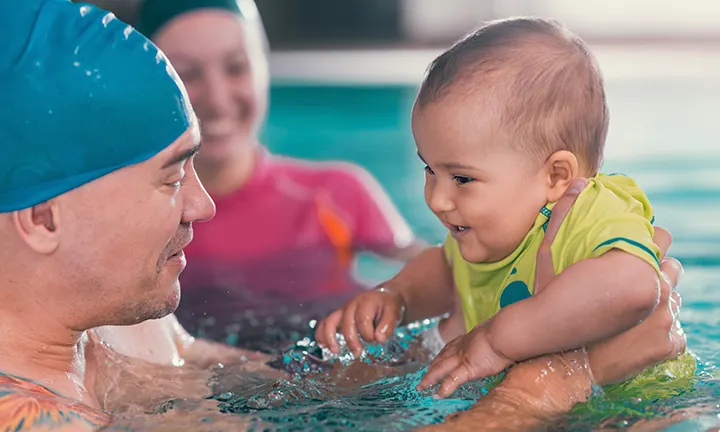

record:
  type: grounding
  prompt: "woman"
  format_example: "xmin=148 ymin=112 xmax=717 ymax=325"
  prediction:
xmin=136 ymin=0 xmax=424 ymax=342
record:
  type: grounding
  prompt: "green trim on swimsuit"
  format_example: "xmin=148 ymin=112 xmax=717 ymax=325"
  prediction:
xmin=594 ymin=237 xmax=661 ymax=268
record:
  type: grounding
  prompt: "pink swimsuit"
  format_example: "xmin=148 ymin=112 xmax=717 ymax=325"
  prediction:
xmin=177 ymin=148 xmax=412 ymax=338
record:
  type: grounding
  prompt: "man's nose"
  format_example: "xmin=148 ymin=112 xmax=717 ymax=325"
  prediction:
xmin=182 ymin=170 xmax=216 ymax=224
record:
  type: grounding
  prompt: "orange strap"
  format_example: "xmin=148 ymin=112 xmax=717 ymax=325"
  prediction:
xmin=315 ymin=195 xmax=353 ymax=272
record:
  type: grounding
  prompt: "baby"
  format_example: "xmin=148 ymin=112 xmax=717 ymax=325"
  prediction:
xmin=317 ymin=17 xmax=668 ymax=397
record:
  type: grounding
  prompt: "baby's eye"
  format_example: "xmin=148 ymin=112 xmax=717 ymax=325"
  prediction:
xmin=424 ymin=165 xmax=435 ymax=175
xmin=453 ymin=175 xmax=474 ymax=185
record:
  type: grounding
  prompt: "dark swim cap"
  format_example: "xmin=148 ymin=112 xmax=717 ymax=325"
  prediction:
xmin=137 ymin=0 xmax=250 ymax=39
xmin=0 ymin=0 xmax=194 ymax=212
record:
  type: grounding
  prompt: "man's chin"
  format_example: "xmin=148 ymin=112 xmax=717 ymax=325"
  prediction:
xmin=127 ymin=284 xmax=181 ymax=324
xmin=156 ymin=284 xmax=182 ymax=317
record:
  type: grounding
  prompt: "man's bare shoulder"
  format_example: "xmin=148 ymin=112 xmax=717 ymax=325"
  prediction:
xmin=0 ymin=374 xmax=110 ymax=431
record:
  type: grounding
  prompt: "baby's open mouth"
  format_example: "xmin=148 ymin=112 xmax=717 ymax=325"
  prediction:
xmin=447 ymin=223 xmax=471 ymax=236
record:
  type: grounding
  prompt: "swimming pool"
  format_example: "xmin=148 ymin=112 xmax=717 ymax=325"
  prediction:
xmin=110 ymin=48 xmax=720 ymax=430
xmin=256 ymin=71 xmax=720 ymax=429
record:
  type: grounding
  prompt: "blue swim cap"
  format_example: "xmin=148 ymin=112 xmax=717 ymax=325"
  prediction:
xmin=0 ymin=0 xmax=194 ymax=212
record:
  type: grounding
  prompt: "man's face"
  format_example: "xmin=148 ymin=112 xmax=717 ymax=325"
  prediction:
xmin=55 ymin=125 xmax=216 ymax=326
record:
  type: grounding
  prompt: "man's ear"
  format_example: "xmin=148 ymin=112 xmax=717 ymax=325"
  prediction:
xmin=12 ymin=201 xmax=60 ymax=254
xmin=544 ymin=150 xmax=580 ymax=203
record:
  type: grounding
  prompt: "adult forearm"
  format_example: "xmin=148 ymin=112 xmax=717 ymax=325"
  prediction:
xmin=423 ymin=351 xmax=593 ymax=432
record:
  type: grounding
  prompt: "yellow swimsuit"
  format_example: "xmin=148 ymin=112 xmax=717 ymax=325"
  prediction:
xmin=444 ymin=174 xmax=696 ymax=394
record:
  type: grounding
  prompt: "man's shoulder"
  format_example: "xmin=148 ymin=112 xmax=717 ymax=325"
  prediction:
xmin=0 ymin=374 xmax=110 ymax=431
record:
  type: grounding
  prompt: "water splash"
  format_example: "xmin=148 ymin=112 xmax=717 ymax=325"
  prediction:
xmin=202 ymin=320 xmax=504 ymax=431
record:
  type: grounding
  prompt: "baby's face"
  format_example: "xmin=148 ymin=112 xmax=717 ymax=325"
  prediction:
xmin=412 ymin=97 xmax=549 ymax=263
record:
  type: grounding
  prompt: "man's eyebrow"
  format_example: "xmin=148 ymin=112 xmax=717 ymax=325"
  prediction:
xmin=162 ymin=143 xmax=201 ymax=169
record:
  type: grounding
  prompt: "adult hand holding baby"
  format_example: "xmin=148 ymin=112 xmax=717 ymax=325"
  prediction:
xmin=586 ymin=228 xmax=686 ymax=385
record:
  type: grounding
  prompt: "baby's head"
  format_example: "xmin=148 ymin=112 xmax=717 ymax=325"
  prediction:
xmin=412 ymin=17 xmax=608 ymax=263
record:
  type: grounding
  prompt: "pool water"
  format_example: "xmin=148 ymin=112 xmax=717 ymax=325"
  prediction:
xmin=132 ymin=76 xmax=720 ymax=431
xmin=207 ymin=319 xmax=499 ymax=432
xmin=257 ymin=79 xmax=720 ymax=430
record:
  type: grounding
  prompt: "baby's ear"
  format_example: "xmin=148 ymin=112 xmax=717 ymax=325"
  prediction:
xmin=544 ymin=150 xmax=579 ymax=202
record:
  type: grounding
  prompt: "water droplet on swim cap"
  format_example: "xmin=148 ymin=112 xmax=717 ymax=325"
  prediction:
xmin=0 ymin=0 xmax=195 ymax=212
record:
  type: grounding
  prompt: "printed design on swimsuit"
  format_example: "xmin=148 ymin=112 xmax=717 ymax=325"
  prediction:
xmin=0 ymin=373 xmax=110 ymax=430
xmin=498 ymin=205 xmax=553 ymax=308
xmin=499 ymin=268 xmax=532 ymax=309
xmin=540 ymin=205 xmax=551 ymax=231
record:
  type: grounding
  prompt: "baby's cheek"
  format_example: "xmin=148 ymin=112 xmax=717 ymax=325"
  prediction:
xmin=486 ymin=217 xmax=523 ymax=250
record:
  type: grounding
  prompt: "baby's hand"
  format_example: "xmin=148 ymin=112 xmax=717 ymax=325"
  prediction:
xmin=416 ymin=321 xmax=514 ymax=398
xmin=315 ymin=287 xmax=406 ymax=357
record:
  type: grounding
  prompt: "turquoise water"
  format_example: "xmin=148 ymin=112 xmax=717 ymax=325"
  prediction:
xmin=255 ymin=82 xmax=720 ymax=430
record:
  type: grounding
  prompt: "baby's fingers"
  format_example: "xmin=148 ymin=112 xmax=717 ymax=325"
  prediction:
xmin=341 ymin=302 xmax=363 ymax=356
xmin=417 ymin=351 xmax=461 ymax=391
xmin=316 ymin=310 xmax=343 ymax=354
xmin=356 ymin=300 xmax=380 ymax=343
xmin=374 ymin=302 xmax=400 ymax=343
xmin=436 ymin=365 xmax=472 ymax=399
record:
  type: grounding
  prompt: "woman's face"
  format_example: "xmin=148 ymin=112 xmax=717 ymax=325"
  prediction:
xmin=154 ymin=10 xmax=269 ymax=167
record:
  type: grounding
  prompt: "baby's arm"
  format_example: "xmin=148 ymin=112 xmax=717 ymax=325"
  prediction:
xmin=393 ymin=245 xmax=455 ymax=324
xmin=488 ymin=249 xmax=660 ymax=362
xmin=418 ymin=249 xmax=660 ymax=397
xmin=316 ymin=245 xmax=455 ymax=355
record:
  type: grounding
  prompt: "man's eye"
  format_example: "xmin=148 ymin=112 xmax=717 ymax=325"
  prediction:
xmin=424 ymin=165 xmax=435 ymax=175
xmin=166 ymin=176 xmax=185 ymax=188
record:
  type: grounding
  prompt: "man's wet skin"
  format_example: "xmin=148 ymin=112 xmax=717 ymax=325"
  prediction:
xmin=0 ymin=0 xmax=219 ymax=425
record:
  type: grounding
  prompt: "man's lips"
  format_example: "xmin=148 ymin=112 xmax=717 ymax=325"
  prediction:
xmin=166 ymin=232 xmax=193 ymax=259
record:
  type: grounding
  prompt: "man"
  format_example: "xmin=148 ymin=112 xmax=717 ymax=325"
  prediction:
xmin=0 ymin=0 xmax=687 ymax=431
xmin=0 ymin=0 xmax=219 ymax=429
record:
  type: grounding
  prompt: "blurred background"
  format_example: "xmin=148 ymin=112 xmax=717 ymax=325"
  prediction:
xmin=87 ymin=0 xmax=720 ymax=47
xmin=76 ymin=2 xmax=720 ymax=414
xmin=64 ymin=3 xmax=720 ymax=427
xmin=83 ymin=0 xmax=720 ymax=280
